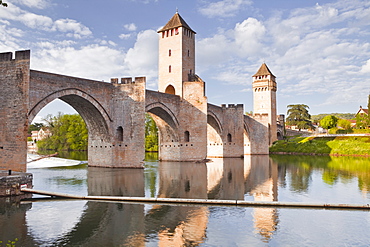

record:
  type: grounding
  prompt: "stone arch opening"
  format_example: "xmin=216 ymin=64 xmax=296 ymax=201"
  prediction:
xmin=207 ymin=113 xmax=223 ymax=157
xmin=28 ymin=89 xmax=112 ymax=144
xmin=244 ymin=120 xmax=252 ymax=155
xmin=146 ymin=102 xmax=180 ymax=160
xmin=165 ymin=85 xmax=176 ymax=95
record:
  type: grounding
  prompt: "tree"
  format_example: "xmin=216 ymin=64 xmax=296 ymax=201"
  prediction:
xmin=37 ymin=114 xmax=88 ymax=151
xmin=337 ymin=119 xmax=352 ymax=130
xmin=286 ymin=104 xmax=314 ymax=131
xmin=0 ymin=0 xmax=7 ymax=7
xmin=320 ymin=115 xmax=338 ymax=130
xmin=145 ymin=113 xmax=158 ymax=152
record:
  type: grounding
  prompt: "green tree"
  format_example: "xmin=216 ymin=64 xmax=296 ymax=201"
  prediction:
xmin=0 ymin=0 xmax=7 ymax=7
xmin=286 ymin=104 xmax=314 ymax=131
xmin=145 ymin=113 xmax=158 ymax=152
xmin=320 ymin=115 xmax=338 ymax=130
xmin=337 ymin=119 xmax=352 ymax=130
xmin=37 ymin=113 xmax=88 ymax=151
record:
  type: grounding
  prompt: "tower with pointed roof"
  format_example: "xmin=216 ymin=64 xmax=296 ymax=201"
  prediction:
xmin=252 ymin=63 xmax=277 ymax=144
xmin=157 ymin=12 xmax=196 ymax=97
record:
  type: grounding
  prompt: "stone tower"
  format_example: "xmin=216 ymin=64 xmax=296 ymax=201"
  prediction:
xmin=252 ymin=63 xmax=277 ymax=144
xmin=157 ymin=12 xmax=196 ymax=97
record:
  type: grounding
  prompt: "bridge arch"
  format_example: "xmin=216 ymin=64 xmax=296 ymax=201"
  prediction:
xmin=145 ymin=102 xmax=179 ymax=143
xmin=28 ymin=88 xmax=112 ymax=141
xmin=206 ymin=111 xmax=223 ymax=157
xmin=206 ymin=112 xmax=223 ymax=143
xmin=244 ymin=120 xmax=252 ymax=155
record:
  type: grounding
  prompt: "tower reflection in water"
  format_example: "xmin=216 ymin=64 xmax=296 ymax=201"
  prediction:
xmin=0 ymin=156 xmax=280 ymax=246
xmin=244 ymin=155 xmax=279 ymax=242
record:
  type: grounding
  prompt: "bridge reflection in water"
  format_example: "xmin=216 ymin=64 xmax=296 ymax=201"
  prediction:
xmin=0 ymin=156 xmax=280 ymax=246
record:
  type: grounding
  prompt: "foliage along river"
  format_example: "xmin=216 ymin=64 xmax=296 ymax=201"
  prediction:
xmin=1 ymin=153 xmax=370 ymax=246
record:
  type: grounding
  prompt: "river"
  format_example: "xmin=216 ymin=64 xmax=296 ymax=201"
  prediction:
xmin=1 ymin=153 xmax=370 ymax=246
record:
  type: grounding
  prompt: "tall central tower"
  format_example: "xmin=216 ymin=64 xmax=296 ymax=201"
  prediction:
xmin=252 ymin=63 xmax=277 ymax=144
xmin=157 ymin=12 xmax=196 ymax=97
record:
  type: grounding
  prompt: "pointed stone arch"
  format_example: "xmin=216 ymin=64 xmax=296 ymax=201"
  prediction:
xmin=28 ymin=88 xmax=112 ymax=142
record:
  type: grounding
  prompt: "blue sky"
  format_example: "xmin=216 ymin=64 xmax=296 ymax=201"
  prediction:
xmin=1 ymin=0 xmax=370 ymax=122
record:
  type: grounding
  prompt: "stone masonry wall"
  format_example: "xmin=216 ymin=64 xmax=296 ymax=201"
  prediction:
xmin=0 ymin=50 xmax=30 ymax=172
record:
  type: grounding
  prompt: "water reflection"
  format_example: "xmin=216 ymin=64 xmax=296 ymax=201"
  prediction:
xmin=245 ymin=155 xmax=279 ymax=242
xmin=1 ymin=155 xmax=370 ymax=246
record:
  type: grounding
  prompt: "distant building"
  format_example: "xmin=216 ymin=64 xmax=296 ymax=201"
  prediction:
xmin=355 ymin=106 xmax=369 ymax=129
xmin=28 ymin=128 xmax=51 ymax=152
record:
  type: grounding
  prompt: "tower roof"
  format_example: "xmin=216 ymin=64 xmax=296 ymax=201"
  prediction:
xmin=158 ymin=12 xmax=196 ymax=34
xmin=253 ymin=63 xmax=275 ymax=77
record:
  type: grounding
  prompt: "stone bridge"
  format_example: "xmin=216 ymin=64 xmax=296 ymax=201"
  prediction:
xmin=0 ymin=50 xmax=272 ymax=172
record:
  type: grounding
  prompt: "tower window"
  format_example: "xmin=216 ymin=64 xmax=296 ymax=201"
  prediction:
xmin=162 ymin=32 xmax=165 ymax=38
xmin=169 ymin=49 xmax=171 ymax=56
xmin=169 ymin=65 xmax=171 ymax=73
xmin=171 ymin=29 xmax=173 ymax=36
xmin=188 ymin=50 xmax=190 ymax=57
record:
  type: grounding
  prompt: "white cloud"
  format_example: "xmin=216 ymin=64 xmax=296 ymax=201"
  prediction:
xmin=119 ymin=33 xmax=132 ymax=40
xmin=124 ymin=30 xmax=159 ymax=84
xmin=234 ymin=18 xmax=266 ymax=57
xmin=124 ymin=23 xmax=137 ymax=31
xmin=32 ymin=43 xmax=125 ymax=80
xmin=199 ymin=0 xmax=252 ymax=18
xmin=360 ymin=59 xmax=370 ymax=73
xmin=12 ymin=0 xmax=50 ymax=9
xmin=52 ymin=19 xmax=92 ymax=38
xmin=0 ymin=3 xmax=91 ymax=38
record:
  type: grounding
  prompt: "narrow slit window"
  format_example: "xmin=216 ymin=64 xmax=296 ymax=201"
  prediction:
xmin=227 ymin=133 xmax=232 ymax=142
xmin=184 ymin=131 xmax=190 ymax=142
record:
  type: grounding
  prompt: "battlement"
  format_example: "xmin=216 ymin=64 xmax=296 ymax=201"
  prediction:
xmin=0 ymin=50 xmax=30 ymax=62
xmin=221 ymin=104 xmax=243 ymax=109
xmin=111 ymin=77 xmax=146 ymax=85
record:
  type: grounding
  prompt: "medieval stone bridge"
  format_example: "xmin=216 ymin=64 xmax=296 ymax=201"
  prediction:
xmin=0 ymin=50 xmax=276 ymax=171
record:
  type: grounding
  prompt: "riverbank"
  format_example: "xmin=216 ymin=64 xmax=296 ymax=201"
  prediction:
xmin=270 ymin=135 xmax=370 ymax=156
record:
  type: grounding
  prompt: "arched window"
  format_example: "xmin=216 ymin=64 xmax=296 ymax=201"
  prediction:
xmin=169 ymin=49 xmax=171 ymax=56
xmin=116 ymin=126 xmax=123 ymax=142
xmin=165 ymin=85 xmax=175 ymax=95
xmin=184 ymin=131 xmax=190 ymax=142
xmin=227 ymin=133 xmax=232 ymax=142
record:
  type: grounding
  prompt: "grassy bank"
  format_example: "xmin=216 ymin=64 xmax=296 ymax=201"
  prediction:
xmin=270 ymin=136 xmax=370 ymax=156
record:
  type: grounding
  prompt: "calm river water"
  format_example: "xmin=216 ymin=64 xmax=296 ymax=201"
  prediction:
xmin=1 ymin=153 xmax=370 ymax=246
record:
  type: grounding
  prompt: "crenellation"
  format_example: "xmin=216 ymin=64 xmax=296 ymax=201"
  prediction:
xmin=134 ymin=77 xmax=146 ymax=84
xmin=121 ymin=77 xmax=132 ymax=84
xmin=0 ymin=52 xmax=13 ymax=61
xmin=15 ymin=50 xmax=30 ymax=61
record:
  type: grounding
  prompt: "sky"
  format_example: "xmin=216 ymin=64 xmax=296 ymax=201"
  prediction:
xmin=1 ymin=0 xmax=370 ymax=123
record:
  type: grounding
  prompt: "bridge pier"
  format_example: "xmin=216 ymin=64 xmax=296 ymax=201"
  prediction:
xmin=0 ymin=50 xmax=30 ymax=172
